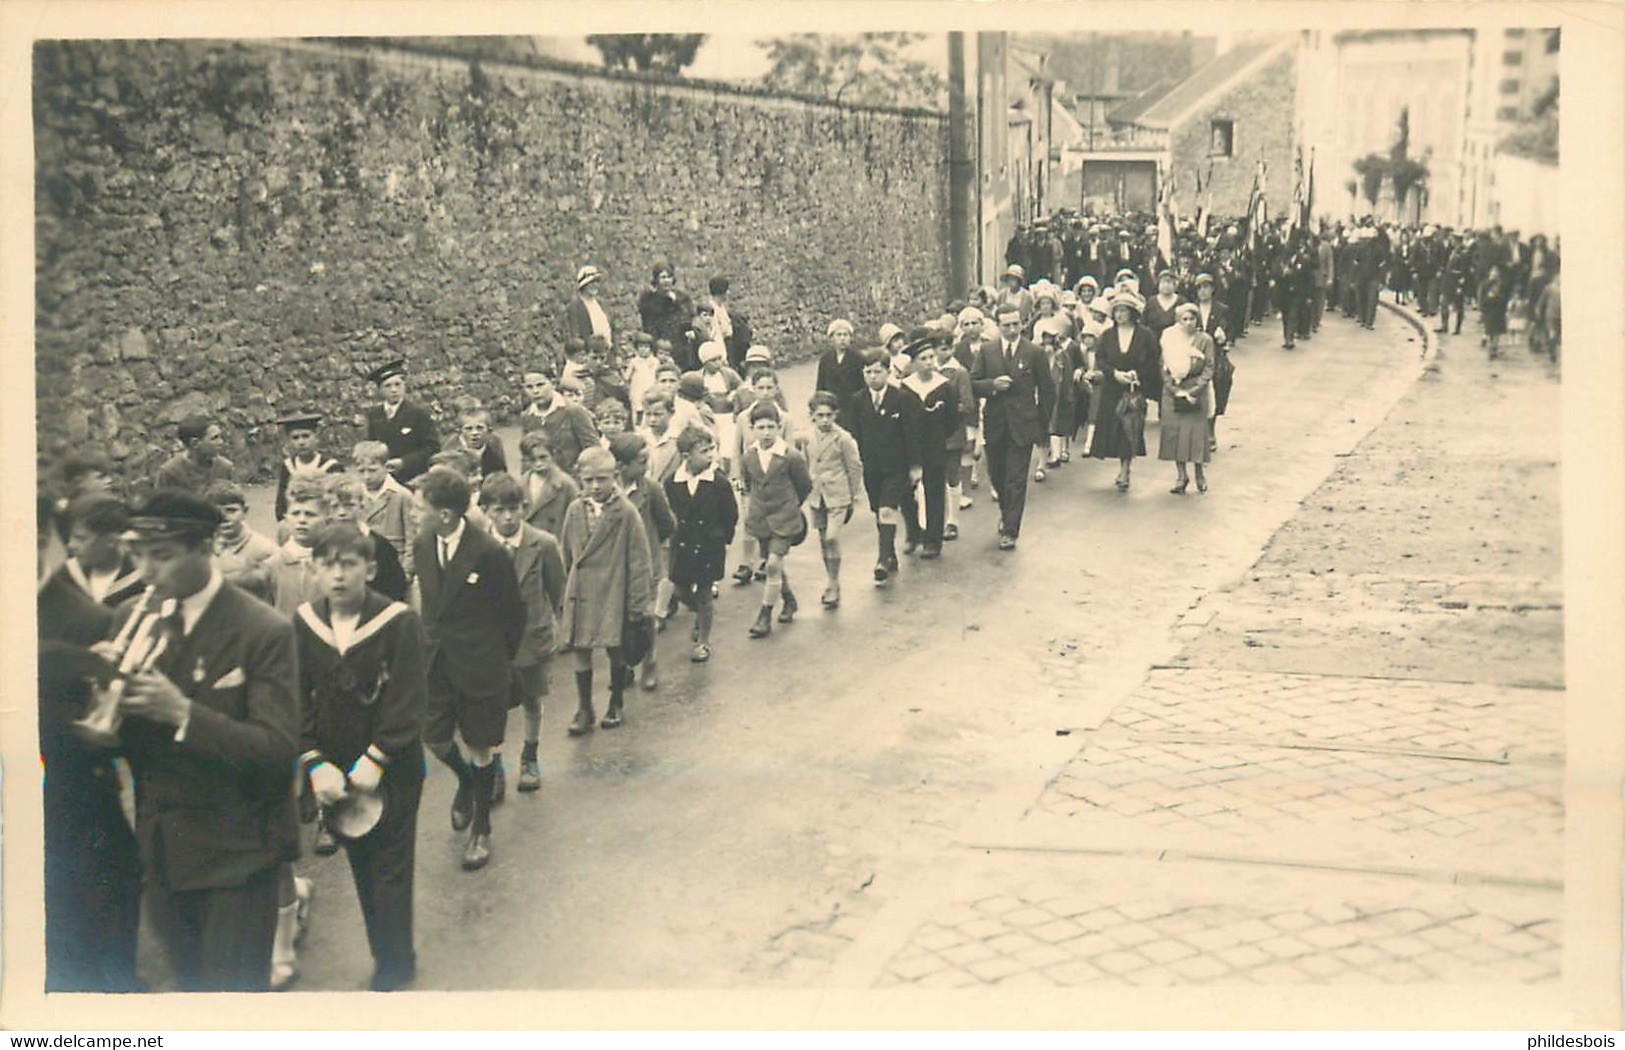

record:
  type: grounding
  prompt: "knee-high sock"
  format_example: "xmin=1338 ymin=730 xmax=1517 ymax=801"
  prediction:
xmin=469 ymin=762 xmax=495 ymax=837
xmin=574 ymin=668 xmax=593 ymax=712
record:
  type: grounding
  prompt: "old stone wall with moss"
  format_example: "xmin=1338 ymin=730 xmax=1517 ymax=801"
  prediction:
xmin=34 ymin=39 xmax=950 ymax=483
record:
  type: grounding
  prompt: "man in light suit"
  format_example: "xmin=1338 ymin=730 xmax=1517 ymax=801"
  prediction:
xmin=971 ymin=304 xmax=1055 ymax=550
xmin=413 ymin=467 xmax=525 ymax=870
xmin=103 ymin=491 xmax=300 ymax=992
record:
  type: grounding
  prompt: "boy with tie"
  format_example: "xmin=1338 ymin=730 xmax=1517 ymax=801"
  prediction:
xmin=364 ymin=360 xmax=441 ymax=485
xmin=847 ymin=349 xmax=922 ymax=585
xmin=412 ymin=467 xmax=526 ymax=870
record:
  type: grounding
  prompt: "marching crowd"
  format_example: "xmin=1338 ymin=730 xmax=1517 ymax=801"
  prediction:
xmin=37 ymin=207 xmax=1541 ymax=997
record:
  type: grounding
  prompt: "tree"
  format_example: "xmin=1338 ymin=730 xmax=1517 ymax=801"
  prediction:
xmin=585 ymin=34 xmax=706 ymax=75
xmin=1351 ymin=106 xmax=1430 ymax=219
xmin=758 ymin=33 xmax=946 ymax=110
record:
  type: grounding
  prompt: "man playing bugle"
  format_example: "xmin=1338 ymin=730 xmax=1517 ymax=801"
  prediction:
xmin=95 ymin=491 xmax=300 ymax=992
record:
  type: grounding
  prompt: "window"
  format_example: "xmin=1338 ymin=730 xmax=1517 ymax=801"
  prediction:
xmin=1209 ymin=118 xmax=1234 ymax=158
xmin=1500 ymin=78 xmax=1522 ymax=94
xmin=1506 ymin=27 xmax=1527 ymax=38
xmin=1503 ymin=50 xmax=1524 ymax=65
xmin=1496 ymin=105 xmax=1520 ymax=121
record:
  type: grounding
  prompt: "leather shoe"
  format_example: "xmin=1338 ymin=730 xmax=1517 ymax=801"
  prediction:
xmin=903 ymin=538 xmax=920 ymax=556
xmin=919 ymin=545 xmax=941 ymax=559
xmin=450 ymin=778 xmax=473 ymax=831
xmin=567 ymin=706 xmax=595 ymax=736
xmin=748 ymin=606 xmax=773 ymax=639
xmin=517 ymin=755 xmax=541 ymax=792
xmin=943 ymin=524 xmax=959 ymax=541
xmin=600 ymin=703 xmax=623 ymax=729
xmin=997 ymin=534 xmax=1017 ymax=551
xmin=873 ymin=562 xmax=890 ymax=584
xmin=461 ymin=833 xmax=491 ymax=871
xmin=778 ymin=590 xmax=798 ymax=623
xmin=490 ymin=758 xmax=507 ymax=806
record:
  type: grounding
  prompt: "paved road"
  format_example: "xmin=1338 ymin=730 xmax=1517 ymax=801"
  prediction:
xmin=844 ymin=305 xmax=1566 ymax=1004
xmin=267 ymin=305 xmax=1435 ymax=991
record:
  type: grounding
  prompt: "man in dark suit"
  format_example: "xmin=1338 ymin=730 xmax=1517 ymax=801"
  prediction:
xmin=38 ymin=495 xmax=142 ymax=992
xmin=102 ymin=491 xmax=300 ymax=992
xmin=814 ymin=319 xmax=867 ymax=431
xmin=364 ymin=359 xmax=440 ymax=485
xmin=847 ymin=348 xmax=922 ymax=584
xmin=971 ymin=304 xmax=1055 ymax=551
xmin=413 ymin=467 xmax=525 ymax=870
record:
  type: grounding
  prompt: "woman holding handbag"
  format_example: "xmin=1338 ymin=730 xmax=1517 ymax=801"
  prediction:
xmin=1086 ymin=291 xmax=1158 ymax=492
xmin=1158 ymin=303 xmax=1216 ymax=494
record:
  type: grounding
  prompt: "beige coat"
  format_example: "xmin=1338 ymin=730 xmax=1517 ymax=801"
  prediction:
xmin=557 ymin=495 xmax=652 ymax=651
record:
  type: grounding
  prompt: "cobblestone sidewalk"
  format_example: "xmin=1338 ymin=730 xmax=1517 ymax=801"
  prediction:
xmin=870 ymin=856 xmax=1560 ymax=988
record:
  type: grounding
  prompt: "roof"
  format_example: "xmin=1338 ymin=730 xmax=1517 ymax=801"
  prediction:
xmin=1106 ymin=78 xmax=1179 ymax=126
xmin=1125 ymin=36 xmax=1291 ymax=130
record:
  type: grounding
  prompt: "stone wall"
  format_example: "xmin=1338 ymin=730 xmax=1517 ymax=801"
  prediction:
xmin=34 ymin=39 xmax=950 ymax=484
xmin=1170 ymin=48 xmax=1297 ymax=219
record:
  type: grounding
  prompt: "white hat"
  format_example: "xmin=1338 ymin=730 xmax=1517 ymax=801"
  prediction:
xmin=956 ymin=306 xmax=985 ymax=325
xmin=697 ymin=341 xmax=726 ymax=364
xmin=575 ymin=264 xmax=604 ymax=291
xmin=1033 ymin=315 xmax=1067 ymax=340
xmin=826 ymin=318 xmax=854 ymax=337
xmin=743 ymin=345 xmax=773 ymax=365
xmin=878 ymin=322 xmax=905 ymax=345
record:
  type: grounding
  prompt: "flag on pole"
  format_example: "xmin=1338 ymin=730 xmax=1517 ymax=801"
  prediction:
xmin=1287 ymin=146 xmax=1306 ymax=243
xmin=1304 ymin=146 xmax=1316 ymax=232
xmin=1243 ymin=159 xmax=1266 ymax=252
xmin=1156 ymin=162 xmax=1176 ymax=270
xmin=1198 ymin=158 xmax=1216 ymax=237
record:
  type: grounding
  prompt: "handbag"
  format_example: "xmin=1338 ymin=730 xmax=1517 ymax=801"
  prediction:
xmin=619 ymin=611 xmax=653 ymax=666
xmin=1115 ymin=388 xmax=1146 ymax=422
xmin=1173 ymin=393 xmax=1202 ymax=413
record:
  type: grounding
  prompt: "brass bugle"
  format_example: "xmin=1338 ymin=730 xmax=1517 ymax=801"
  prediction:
xmin=72 ymin=589 xmax=172 ymax=746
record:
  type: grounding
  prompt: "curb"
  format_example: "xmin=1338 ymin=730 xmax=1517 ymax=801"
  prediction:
xmin=1378 ymin=293 xmax=1439 ymax=373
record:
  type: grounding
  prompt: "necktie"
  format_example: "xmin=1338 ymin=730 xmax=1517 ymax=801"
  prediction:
xmin=874 ymin=390 xmax=883 ymax=411
xmin=439 ymin=538 xmax=450 ymax=568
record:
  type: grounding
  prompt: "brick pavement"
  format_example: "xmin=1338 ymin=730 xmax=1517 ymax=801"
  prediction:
xmin=871 ymin=862 xmax=1561 ymax=988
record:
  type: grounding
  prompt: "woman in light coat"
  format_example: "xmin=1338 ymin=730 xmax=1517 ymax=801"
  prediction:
xmin=1158 ymin=303 xmax=1216 ymax=494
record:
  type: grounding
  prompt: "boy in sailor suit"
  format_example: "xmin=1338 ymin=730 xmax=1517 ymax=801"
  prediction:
xmin=54 ymin=494 xmax=146 ymax=608
xmin=296 ymin=522 xmax=427 ymax=992
xmin=273 ymin=412 xmax=342 ymax=523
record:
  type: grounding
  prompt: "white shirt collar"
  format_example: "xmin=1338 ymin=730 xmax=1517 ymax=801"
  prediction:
xmin=179 ymin=567 xmax=225 ymax=635
xmin=673 ymin=461 xmax=716 ymax=485
xmin=903 ymin=371 xmax=947 ymax=397
xmin=438 ymin=517 xmax=467 ymax=563
xmin=753 ymin=439 xmax=788 ymax=469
